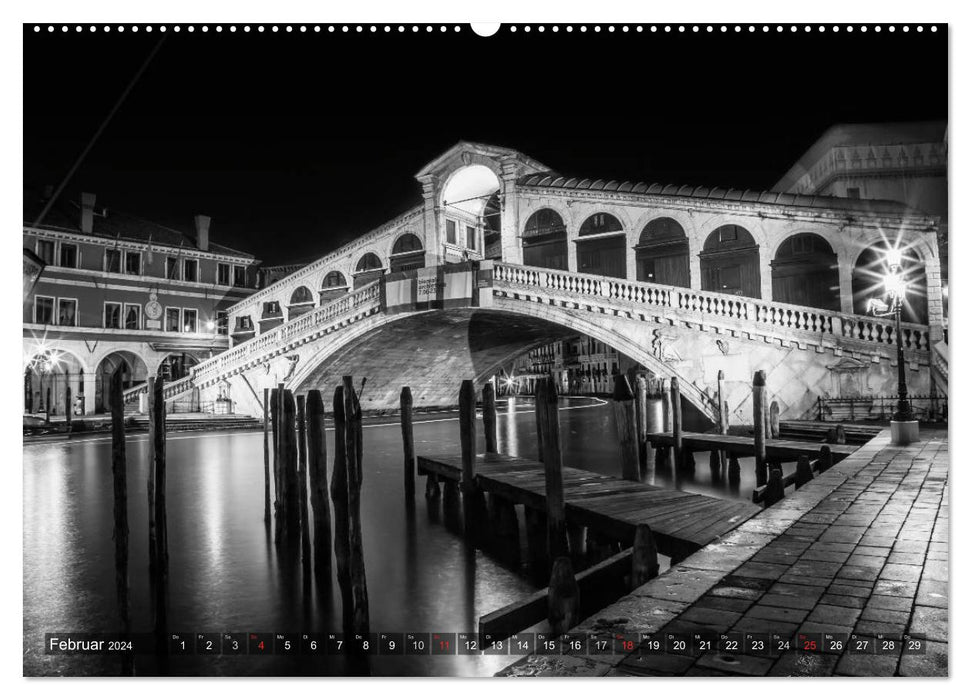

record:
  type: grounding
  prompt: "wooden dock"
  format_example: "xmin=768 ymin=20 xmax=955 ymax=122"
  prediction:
xmin=418 ymin=452 xmax=760 ymax=561
xmin=645 ymin=430 xmax=858 ymax=463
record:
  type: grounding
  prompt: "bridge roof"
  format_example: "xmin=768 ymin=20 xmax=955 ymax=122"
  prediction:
xmin=517 ymin=172 xmax=930 ymax=219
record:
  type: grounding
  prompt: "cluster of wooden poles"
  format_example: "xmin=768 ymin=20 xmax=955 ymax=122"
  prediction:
xmin=106 ymin=369 xmax=169 ymax=675
xmin=261 ymin=376 xmax=369 ymax=639
xmin=403 ymin=378 xmax=661 ymax=636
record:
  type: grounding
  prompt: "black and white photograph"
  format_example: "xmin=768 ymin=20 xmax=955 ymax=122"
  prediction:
xmin=15 ymin=8 xmax=956 ymax=685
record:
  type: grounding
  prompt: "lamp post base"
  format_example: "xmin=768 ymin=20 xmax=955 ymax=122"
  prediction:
xmin=890 ymin=419 xmax=919 ymax=446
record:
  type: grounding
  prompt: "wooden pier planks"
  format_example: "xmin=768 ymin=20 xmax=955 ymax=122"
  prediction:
xmin=417 ymin=452 xmax=760 ymax=561
xmin=644 ymin=431 xmax=858 ymax=461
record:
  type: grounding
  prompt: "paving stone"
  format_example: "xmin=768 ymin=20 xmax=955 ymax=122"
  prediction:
xmin=806 ymin=604 xmax=861 ymax=626
xmin=818 ymin=593 xmax=867 ymax=609
xmin=498 ymin=654 xmax=613 ymax=677
xmin=745 ymin=604 xmax=810 ymax=624
xmin=730 ymin=617 xmax=799 ymax=638
xmin=693 ymin=651 xmax=774 ymax=676
xmin=677 ymin=606 xmax=742 ymax=631
xmin=854 ymin=619 xmax=907 ymax=637
xmin=835 ymin=650 xmax=901 ymax=676
xmin=732 ymin=561 xmax=790 ymax=580
xmin=617 ymin=650 xmax=696 ymax=676
xmin=836 ymin=564 xmax=881 ymax=582
xmin=828 ymin=580 xmax=873 ymax=596
xmin=909 ymin=605 xmax=947 ymax=643
xmin=887 ymin=551 xmax=925 ymax=565
xmin=694 ymin=594 xmax=754 ymax=614
xmin=860 ymin=606 xmax=911 ymax=625
xmin=897 ymin=640 xmax=948 ymax=677
xmin=629 ymin=566 xmax=724 ymax=604
xmin=574 ymin=596 xmax=686 ymax=636
xmin=873 ymin=579 xmax=918 ymax=598
xmin=759 ymin=593 xmax=820 ymax=611
xmin=768 ymin=651 xmax=840 ymax=676
xmin=766 ymin=581 xmax=825 ymax=598
xmin=921 ymin=559 xmax=947 ymax=582
xmin=844 ymin=554 xmax=888 ymax=569
xmin=880 ymin=563 xmax=924 ymax=582
xmin=866 ymin=594 xmax=914 ymax=612
xmin=915 ymin=578 xmax=948 ymax=609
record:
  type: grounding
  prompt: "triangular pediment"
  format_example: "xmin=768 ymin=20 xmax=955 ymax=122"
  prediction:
xmin=415 ymin=141 xmax=550 ymax=181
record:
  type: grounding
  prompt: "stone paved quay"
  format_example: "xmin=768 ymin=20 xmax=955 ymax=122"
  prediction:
xmin=499 ymin=429 xmax=948 ymax=677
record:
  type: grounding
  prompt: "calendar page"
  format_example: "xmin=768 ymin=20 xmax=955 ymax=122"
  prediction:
xmin=20 ymin=8 xmax=950 ymax=686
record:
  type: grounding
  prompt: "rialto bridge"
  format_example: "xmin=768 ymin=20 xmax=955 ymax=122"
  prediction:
xmin=156 ymin=142 xmax=946 ymax=422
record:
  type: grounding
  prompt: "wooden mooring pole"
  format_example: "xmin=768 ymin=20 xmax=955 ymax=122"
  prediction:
xmin=342 ymin=376 xmax=369 ymax=635
xmin=330 ymin=386 xmax=353 ymax=630
xmin=612 ymin=374 xmax=641 ymax=482
xmin=669 ymin=377 xmax=684 ymax=471
xmin=263 ymin=387 xmax=271 ymax=526
xmin=271 ymin=385 xmax=285 ymax=542
xmin=297 ymin=395 xmax=312 ymax=565
xmin=151 ymin=378 xmax=168 ymax=662
xmin=769 ymin=400 xmax=780 ymax=439
xmin=306 ymin=390 xmax=332 ymax=578
xmin=482 ymin=381 xmax=498 ymax=453
xmin=635 ymin=375 xmax=649 ymax=473
xmin=400 ymin=387 xmax=415 ymax=501
xmin=147 ymin=378 xmax=157 ymax=586
xmin=109 ymin=368 xmax=131 ymax=672
xmin=459 ymin=379 xmax=487 ymax=542
xmin=282 ymin=390 xmax=301 ymax=543
xmin=536 ymin=378 xmax=569 ymax=560
xmin=753 ymin=371 xmax=767 ymax=487
xmin=631 ymin=523 xmax=659 ymax=588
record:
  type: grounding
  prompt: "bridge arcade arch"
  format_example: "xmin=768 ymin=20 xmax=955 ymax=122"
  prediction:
xmin=576 ymin=212 xmax=628 ymax=279
xmin=635 ymin=217 xmax=691 ymax=288
xmin=522 ymin=208 xmax=569 ymax=271
xmin=700 ymin=224 xmax=762 ymax=299
xmin=771 ymin=233 xmax=841 ymax=311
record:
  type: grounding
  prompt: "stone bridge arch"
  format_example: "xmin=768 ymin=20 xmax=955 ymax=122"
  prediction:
xmin=242 ymin=303 xmax=725 ymax=421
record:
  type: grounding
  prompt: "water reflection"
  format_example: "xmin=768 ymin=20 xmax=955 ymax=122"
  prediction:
xmin=24 ymin=397 xmax=760 ymax=677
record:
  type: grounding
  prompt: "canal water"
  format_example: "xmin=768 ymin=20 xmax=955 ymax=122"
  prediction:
xmin=23 ymin=396 xmax=758 ymax=677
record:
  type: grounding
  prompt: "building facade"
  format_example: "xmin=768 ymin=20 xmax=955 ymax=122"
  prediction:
xmin=23 ymin=190 xmax=260 ymax=415
xmin=511 ymin=336 xmax=629 ymax=396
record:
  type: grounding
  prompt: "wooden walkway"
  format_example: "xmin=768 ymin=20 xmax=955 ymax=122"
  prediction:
xmin=645 ymin=431 xmax=858 ymax=462
xmin=418 ymin=452 xmax=760 ymax=561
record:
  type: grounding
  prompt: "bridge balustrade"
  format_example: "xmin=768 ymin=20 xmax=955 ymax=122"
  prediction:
xmin=492 ymin=262 xmax=931 ymax=352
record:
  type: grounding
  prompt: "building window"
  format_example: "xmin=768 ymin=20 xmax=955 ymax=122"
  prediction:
xmin=59 ymin=243 xmax=78 ymax=268
xmin=34 ymin=296 xmax=55 ymax=324
xmin=446 ymin=219 xmax=457 ymax=245
xmin=216 ymin=310 xmax=229 ymax=335
xmin=466 ymin=225 xmax=476 ymax=250
xmin=104 ymin=302 xmax=122 ymax=329
xmin=846 ymin=187 xmax=861 ymax=199
xmin=233 ymin=265 xmax=247 ymax=287
xmin=166 ymin=257 xmax=180 ymax=280
xmin=36 ymin=239 xmax=55 ymax=265
xmin=124 ymin=303 xmax=141 ymax=330
xmin=57 ymin=298 xmax=77 ymax=326
xmin=263 ymin=301 xmax=282 ymax=318
xmin=217 ymin=263 xmax=231 ymax=285
xmin=105 ymin=248 xmax=121 ymax=273
xmin=182 ymin=309 xmax=198 ymax=333
xmin=124 ymin=251 xmax=141 ymax=275
xmin=236 ymin=315 xmax=254 ymax=331
xmin=165 ymin=307 xmax=181 ymax=332
xmin=183 ymin=259 xmax=198 ymax=282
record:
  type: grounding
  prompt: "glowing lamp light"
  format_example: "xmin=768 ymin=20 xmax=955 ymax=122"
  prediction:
xmin=884 ymin=271 xmax=907 ymax=302
xmin=885 ymin=246 xmax=903 ymax=269
xmin=205 ymin=320 xmax=216 ymax=331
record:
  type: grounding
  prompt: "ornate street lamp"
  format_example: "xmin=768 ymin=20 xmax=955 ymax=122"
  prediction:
xmin=867 ymin=247 xmax=918 ymax=444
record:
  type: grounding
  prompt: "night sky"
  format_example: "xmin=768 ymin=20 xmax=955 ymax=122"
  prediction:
xmin=23 ymin=24 xmax=947 ymax=266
